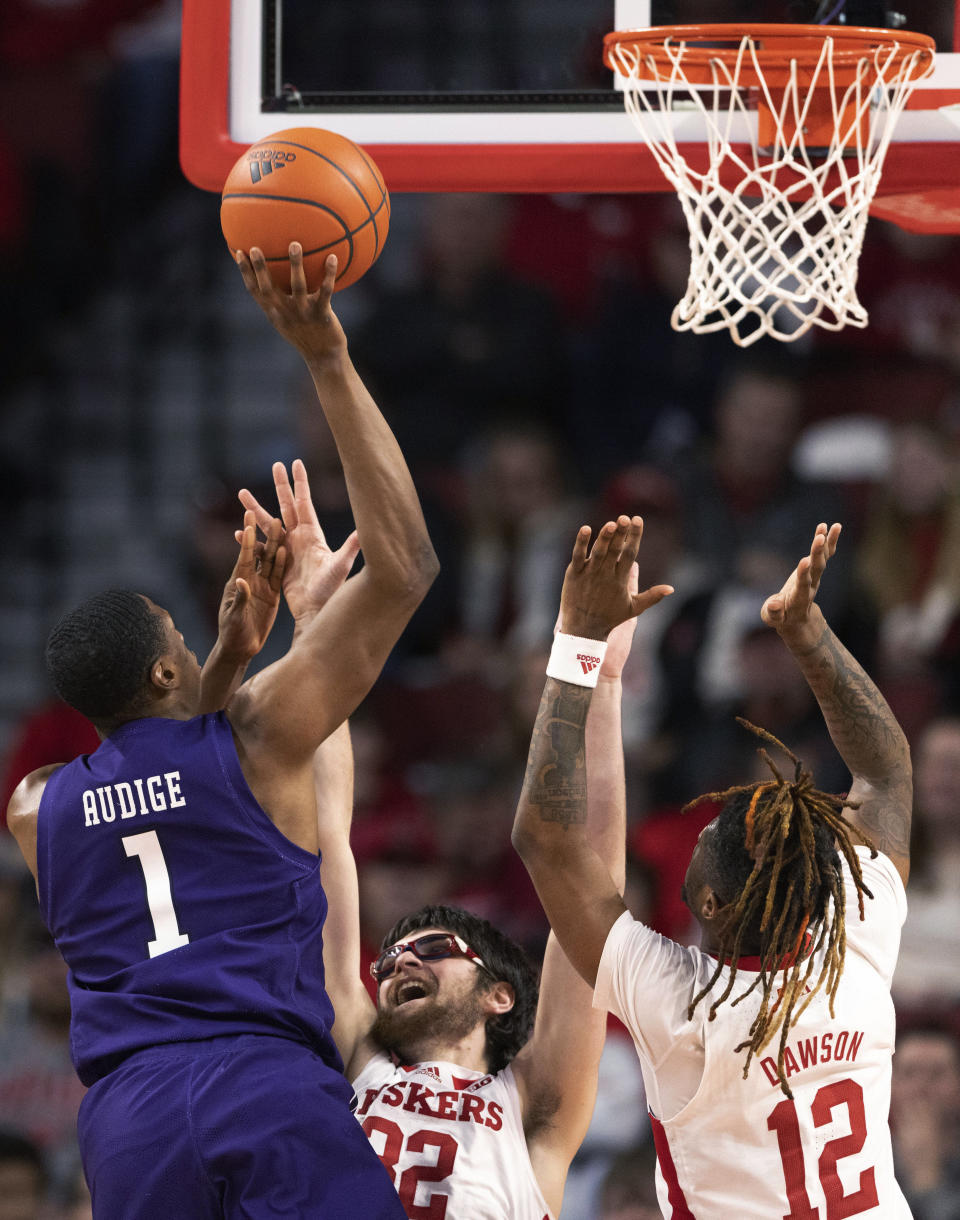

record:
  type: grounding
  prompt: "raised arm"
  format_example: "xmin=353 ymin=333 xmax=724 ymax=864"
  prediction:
xmin=226 ymin=247 xmax=438 ymax=772
xmin=239 ymin=463 xmax=379 ymax=1072
xmin=515 ymin=602 xmax=639 ymax=1211
xmin=512 ymin=517 xmax=673 ymax=991
xmin=583 ymin=630 xmax=631 ymax=896
xmin=311 ymin=721 xmax=378 ymax=1076
xmin=761 ymin=522 xmax=912 ymax=885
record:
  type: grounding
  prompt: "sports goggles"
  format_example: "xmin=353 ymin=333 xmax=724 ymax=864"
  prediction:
xmin=370 ymin=932 xmax=489 ymax=983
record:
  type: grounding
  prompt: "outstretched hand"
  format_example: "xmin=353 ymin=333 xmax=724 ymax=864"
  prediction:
xmin=761 ymin=522 xmax=841 ymax=634
xmin=217 ymin=510 xmax=287 ymax=659
xmin=238 ymin=460 xmax=360 ymax=626
xmin=550 ymin=562 xmax=641 ymax=680
xmin=234 ymin=244 xmax=347 ymax=365
xmin=560 ymin=516 xmax=673 ymax=642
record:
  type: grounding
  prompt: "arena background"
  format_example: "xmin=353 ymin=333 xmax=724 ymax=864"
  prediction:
xmin=0 ymin=3 xmax=959 ymax=1216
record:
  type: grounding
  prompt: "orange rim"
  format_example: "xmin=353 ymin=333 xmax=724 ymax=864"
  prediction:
xmin=603 ymin=23 xmax=936 ymax=85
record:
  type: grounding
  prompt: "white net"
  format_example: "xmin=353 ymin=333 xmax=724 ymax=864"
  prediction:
xmin=608 ymin=30 xmax=935 ymax=346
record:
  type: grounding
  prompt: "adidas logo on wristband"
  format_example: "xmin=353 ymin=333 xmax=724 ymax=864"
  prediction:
xmin=547 ymin=634 xmax=608 ymax=688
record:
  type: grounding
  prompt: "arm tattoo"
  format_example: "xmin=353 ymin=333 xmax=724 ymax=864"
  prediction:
xmin=795 ymin=627 xmax=912 ymax=862
xmin=521 ymin=679 xmax=592 ymax=829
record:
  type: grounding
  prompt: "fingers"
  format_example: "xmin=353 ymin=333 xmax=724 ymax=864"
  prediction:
xmin=233 ymin=250 xmax=259 ymax=295
xmin=570 ymin=525 xmax=591 ymax=571
xmin=238 ymin=487 xmax=277 ymax=536
xmin=291 ymin=459 xmax=322 ymax=529
xmin=269 ymin=544 xmax=287 ymax=593
xmin=233 ymin=577 xmax=250 ymax=607
xmin=272 ymin=462 xmax=299 ymax=532
xmin=809 ymin=522 xmax=841 ymax=563
xmin=762 ymin=520 xmax=843 ymax=628
xmin=567 ymin=515 xmax=670 ymax=636
xmin=588 ymin=516 xmax=643 ymax=571
xmin=259 ymin=516 xmax=285 ymax=583
xmin=319 ymin=253 xmax=338 ymax=301
xmin=248 ymin=247 xmax=276 ymax=295
xmin=809 ymin=523 xmax=828 ymax=571
xmin=805 ymin=521 xmax=841 ymax=589
xmin=235 ymin=512 xmax=258 ymax=577
xmin=288 ymin=242 xmax=308 ymax=299
xmin=761 ymin=594 xmax=785 ymax=625
xmin=586 ymin=520 xmax=618 ymax=565
xmin=616 ymin=516 xmax=644 ymax=573
xmin=235 ymin=537 xmax=274 ymax=564
xmin=335 ymin=530 xmax=361 ymax=572
xmin=631 ymin=583 xmax=674 ymax=616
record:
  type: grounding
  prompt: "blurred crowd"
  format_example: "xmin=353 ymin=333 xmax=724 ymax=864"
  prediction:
xmin=2 ymin=1 xmax=960 ymax=1217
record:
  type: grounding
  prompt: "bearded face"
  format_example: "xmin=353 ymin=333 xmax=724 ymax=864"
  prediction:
xmin=371 ymin=962 xmax=491 ymax=1060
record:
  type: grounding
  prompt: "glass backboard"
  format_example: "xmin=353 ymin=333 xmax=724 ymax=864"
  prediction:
xmin=180 ymin=0 xmax=960 ymax=229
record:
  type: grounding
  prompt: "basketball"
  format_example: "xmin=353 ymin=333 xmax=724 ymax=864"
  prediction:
xmin=220 ymin=127 xmax=390 ymax=293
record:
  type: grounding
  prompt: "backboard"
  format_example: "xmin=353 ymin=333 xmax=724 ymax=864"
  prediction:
xmin=180 ymin=0 xmax=960 ymax=231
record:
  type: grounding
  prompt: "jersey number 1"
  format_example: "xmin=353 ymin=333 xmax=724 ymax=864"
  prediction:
xmin=123 ymin=831 xmax=189 ymax=957
xmin=768 ymin=1077 xmax=879 ymax=1220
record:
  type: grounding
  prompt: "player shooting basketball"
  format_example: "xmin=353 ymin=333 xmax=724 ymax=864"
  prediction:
xmin=237 ymin=462 xmax=670 ymax=1220
xmin=6 ymin=248 xmax=436 ymax=1220
xmin=513 ymin=516 xmax=913 ymax=1218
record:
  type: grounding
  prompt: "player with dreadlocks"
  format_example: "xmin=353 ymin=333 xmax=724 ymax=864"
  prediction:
xmin=513 ymin=518 xmax=913 ymax=1219
xmin=681 ymin=717 xmax=876 ymax=1096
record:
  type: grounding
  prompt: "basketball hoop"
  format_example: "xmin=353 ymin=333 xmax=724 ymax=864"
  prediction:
xmin=604 ymin=24 xmax=935 ymax=345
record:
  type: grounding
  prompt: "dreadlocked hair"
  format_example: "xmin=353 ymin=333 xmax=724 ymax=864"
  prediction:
xmin=682 ymin=719 xmax=877 ymax=1097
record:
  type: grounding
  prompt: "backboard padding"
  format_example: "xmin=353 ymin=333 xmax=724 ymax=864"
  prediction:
xmin=179 ymin=0 xmax=960 ymax=230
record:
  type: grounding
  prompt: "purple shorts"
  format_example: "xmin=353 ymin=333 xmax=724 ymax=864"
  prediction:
xmin=77 ymin=1034 xmax=405 ymax=1219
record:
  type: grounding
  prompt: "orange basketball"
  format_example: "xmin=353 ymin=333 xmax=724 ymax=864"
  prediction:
xmin=220 ymin=127 xmax=390 ymax=293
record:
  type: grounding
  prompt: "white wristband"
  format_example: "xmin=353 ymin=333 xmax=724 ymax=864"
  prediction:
xmin=546 ymin=633 xmax=608 ymax=688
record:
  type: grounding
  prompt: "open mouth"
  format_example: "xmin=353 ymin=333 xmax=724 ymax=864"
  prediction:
xmin=394 ymin=979 xmax=430 ymax=1006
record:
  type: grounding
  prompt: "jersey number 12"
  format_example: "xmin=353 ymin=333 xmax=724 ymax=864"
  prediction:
xmin=768 ymin=1077 xmax=879 ymax=1219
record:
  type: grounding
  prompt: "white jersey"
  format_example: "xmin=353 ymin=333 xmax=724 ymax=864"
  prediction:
xmin=353 ymin=1053 xmax=553 ymax=1220
xmin=594 ymin=847 xmax=909 ymax=1219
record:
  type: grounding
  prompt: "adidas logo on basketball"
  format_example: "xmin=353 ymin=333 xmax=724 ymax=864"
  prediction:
xmin=247 ymin=150 xmax=296 ymax=184
xmin=577 ymin=653 xmax=601 ymax=674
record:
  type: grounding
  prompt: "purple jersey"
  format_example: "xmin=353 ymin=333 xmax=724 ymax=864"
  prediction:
xmin=36 ymin=712 xmax=339 ymax=1086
